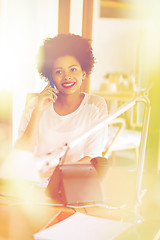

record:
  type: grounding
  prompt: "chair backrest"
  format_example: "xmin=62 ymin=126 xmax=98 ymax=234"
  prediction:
xmin=0 ymin=91 xmax=12 ymax=163
xmin=103 ymin=118 xmax=126 ymax=158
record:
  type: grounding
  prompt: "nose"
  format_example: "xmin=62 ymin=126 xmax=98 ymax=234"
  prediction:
xmin=64 ymin=71 xmax=71 ymax=80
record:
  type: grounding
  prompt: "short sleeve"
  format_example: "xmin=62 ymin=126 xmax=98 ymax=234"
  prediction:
xmin=83 ymin=95 xmax=108 ymax=158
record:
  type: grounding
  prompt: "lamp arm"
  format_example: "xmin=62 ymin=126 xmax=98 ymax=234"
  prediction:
xmin=68 ymin=93 xmax=148 ymax=150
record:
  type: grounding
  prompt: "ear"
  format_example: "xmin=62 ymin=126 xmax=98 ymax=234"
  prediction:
xmin=82 ymin=71 xmax=86 ymax=80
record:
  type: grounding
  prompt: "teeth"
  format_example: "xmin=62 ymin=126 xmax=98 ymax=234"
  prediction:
xmin=63 ymin=82 xmax=75 ymax=87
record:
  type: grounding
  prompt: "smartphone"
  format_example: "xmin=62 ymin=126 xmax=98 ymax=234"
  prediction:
xmin=49 ymin=76 xmax=57 ymax=100
xmin=50 ymin=76 xmax=56 ymax=89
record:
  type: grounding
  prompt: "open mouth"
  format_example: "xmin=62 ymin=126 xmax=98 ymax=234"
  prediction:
xmin=62 ymin=82 xmax=76 ymax=88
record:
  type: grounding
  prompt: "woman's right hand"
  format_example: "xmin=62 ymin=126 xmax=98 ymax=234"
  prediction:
xmin=35 ymin=82 xmax=59 ymax=115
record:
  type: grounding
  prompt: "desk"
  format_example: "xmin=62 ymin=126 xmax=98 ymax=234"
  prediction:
xmin=0 ymin=179 xmax=75 ymax=240
xmin=0 ymin=168 xmax=160 ymax=240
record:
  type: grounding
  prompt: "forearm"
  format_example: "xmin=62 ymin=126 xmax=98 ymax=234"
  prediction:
xmin=14 ymin=109 xmax=42 ymax=152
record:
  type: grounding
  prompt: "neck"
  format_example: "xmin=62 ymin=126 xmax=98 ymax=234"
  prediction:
xmin=58 ymin=91 xmax=83 ymax=106
xmin=54 ymin=91 xmax=85 ymax=116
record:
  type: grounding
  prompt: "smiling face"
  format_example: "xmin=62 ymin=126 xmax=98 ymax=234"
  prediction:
xmin=51 ymin=55 xmax=86 ymax=95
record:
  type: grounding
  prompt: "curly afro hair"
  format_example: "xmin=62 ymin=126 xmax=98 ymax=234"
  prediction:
xmin=36 ymin=33 xmax=95 ymax=81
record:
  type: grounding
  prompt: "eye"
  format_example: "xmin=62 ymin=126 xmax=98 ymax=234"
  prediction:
xmin=55 ymin=70 xmax=62 ymax=75
xmin=70 ymin=67 xmax=77 ymax=72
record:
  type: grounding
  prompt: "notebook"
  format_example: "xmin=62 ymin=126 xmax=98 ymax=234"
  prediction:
xmin=33 ymin=212 xmax=132 ymax=240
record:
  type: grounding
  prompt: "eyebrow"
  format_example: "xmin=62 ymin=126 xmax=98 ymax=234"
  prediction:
xmin=55 ymin=65 xmax=78 ymax=70
xmin=69 ymin=65 xmax=78 ymax=68
xmin=55 ymin=67 xmax=63 ymax=70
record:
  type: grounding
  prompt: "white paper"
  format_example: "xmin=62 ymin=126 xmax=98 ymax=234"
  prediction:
xmin=33 ymin=212 xmax=132 ymax=240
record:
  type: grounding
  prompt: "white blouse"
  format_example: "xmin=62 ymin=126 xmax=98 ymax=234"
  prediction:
xmin=18 ymin=93 xmax=108 ymax=164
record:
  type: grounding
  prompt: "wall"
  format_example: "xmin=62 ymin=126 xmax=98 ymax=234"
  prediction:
xmin=90 ymin=0 xmax=153 ymax=91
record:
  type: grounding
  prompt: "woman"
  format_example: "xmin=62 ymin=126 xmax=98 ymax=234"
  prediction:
xmin=15 ymin=34 xmax=108 ymax=173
